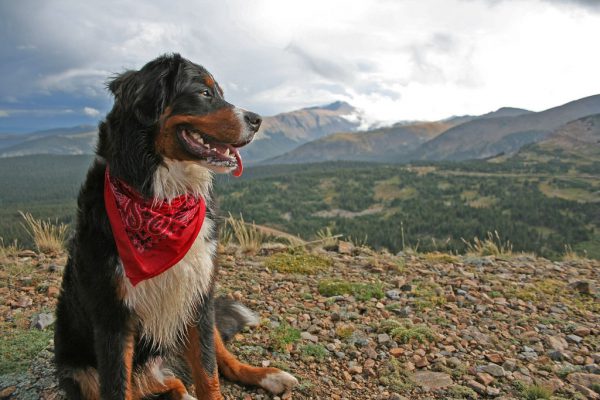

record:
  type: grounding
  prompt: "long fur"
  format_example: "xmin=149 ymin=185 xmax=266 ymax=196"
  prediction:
xmin=54 ymin=53 xmax=296 ymax=400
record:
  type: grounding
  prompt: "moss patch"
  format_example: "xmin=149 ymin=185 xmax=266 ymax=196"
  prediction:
xmin=265 ymin=251 xmax=331 ymax=275
xmin=379 ymin=319 xmax=435 ymax=344
xmin=318 ymin=279 xmax=384 ymax=301
xmin=0 ymin=324 xmax=53 ymax=374
xmin=271 ymin=323 xmax=301 ymax=352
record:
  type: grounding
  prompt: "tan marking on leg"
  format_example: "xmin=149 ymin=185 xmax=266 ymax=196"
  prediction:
xmin=214 ymin=328 xmax=298 ymax=395
xmin=72 ymin=368 xmax=100 ymax=400
xmin=185 ymin=326 xmax=222 ymax=400
xmin=123 ymin=332 xmax=135 ymax=400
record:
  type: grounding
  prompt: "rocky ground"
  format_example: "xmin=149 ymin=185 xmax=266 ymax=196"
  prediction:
xmin=0 ymin=242 xmax=599 ymax=399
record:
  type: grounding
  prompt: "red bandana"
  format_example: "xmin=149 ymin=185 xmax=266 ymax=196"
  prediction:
xmin=104 ymin=168 xmax=206 ymax=286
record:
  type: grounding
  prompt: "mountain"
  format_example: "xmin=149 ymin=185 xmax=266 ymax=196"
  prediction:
xmin=0 ymin=102 xmax=363 ymax=162
xmin=263 ymin=106 xmax=535 ymax=165
xmin=241 ymin=101 xmax=364 ymax=163
xmin=0 ymin=125 xmax=97 ymax=157
xmin=263 ymin=121 xmax=451 ymax=164
xmin=536 ymin=113 xmax=600 ymax=151
xmin=412 ymin=94 xmax=600 ymax=161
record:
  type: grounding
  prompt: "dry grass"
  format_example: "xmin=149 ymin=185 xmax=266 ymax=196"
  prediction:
xmin=19 ymin=211 xmax=68 ymax=254
xmin=461 ymin=230 xmax=512 ymax=256
xmin=0 ymin=237 xmax=20 ymax=260
xmin=562 ymin=244 xmax=588 ymax=261
xmin=226 ymin=213 xmax=265 ymax=254
xmin=315 ymin=227 xmax=339 ymax=248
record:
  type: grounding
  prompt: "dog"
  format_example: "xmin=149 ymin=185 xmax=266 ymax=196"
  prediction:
xmin=54 ymin=54 xmax=298 ymax=399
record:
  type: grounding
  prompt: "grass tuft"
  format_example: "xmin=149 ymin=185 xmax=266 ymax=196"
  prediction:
xmin=379 ymin=319 xmax=435 ymax=344
xmin=315 ymin=227 xmax=339 ymax=248
xmin=318 ymin=279 xmax=384 ymax=301
xmin=521 ymin=384 xmax=553 ymax=400
xmin=265 ymin=250 xmax=332 ymax=275
xmin=299 ymin=344 xmax=329 ymax=361
xmin=562 ymin=244 xmax=588 ymax=261
xmin=19 ymin=211 xmax=68 ymax=254
xmin=271 ymin=323 xmax=301 ymax=352
xmin=461 ymin=230 xmax=512 ymax=256
xmin=0 ymin=237 xmax=20 ymax=260
xmin=226 ymin=213 xmax=265 ymax=254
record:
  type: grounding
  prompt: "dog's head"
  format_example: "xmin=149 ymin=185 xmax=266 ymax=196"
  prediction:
xmin=97 ymin=54 xmax=260 ymax=197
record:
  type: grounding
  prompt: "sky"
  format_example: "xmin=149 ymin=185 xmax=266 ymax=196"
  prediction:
xmin=1 ymin=0 xmax=600 ymax=133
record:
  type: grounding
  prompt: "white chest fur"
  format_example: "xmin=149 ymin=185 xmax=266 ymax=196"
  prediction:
xmin=120 ymin=159 xmax=216 ymax=349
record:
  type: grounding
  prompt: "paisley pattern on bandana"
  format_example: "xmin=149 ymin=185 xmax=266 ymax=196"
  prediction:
xmin=104 ymin=168 xmax=205 ymax=285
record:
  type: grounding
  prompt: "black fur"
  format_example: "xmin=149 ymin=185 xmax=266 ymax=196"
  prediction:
xmin=54 ymin=54 xmax=260 ymax=399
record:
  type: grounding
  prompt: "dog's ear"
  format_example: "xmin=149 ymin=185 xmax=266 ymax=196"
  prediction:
xmin=107 ymin=70 xmax=139 ymax=105
xmin=107 ymin=56 xmax=180 ymax=126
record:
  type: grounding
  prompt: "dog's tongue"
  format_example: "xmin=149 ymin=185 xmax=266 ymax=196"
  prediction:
xmin=232 ymin=148 xmax=243 ymax=177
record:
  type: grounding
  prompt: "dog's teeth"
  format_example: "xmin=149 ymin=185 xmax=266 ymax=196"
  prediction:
xmin=224 ymin=148 xmax=230 ymax=156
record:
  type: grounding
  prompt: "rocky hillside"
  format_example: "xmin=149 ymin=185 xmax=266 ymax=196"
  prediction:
xmin=263 ymin=121 xmax=451 ymax=164
xmin=1 ymin=242 xmax=599 ymax=399
xmin=412 ymin=94 xmax=600 ymax=161
xmin=0 ymin=126 xmax=97 ymax=158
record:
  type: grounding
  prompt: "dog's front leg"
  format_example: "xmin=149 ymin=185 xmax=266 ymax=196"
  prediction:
xmin=185 ymin=298 xmax=222 ymax=400
xmin=93 ymin=322 xmax=135 ymax=400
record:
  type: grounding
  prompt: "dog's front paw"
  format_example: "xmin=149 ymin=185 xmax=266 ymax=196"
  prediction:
xmin=259 ymin=370 xmax=299 ymax=395
xmin=182 ymin=394 xmax=198 ymax=400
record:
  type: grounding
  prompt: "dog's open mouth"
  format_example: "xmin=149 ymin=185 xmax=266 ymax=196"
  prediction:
xmin=177 ymin=127 xmax=244 ymax=176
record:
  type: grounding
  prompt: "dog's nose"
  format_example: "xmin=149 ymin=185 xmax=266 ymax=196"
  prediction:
xmin=244 ymin=112 xmax=262 ymax=132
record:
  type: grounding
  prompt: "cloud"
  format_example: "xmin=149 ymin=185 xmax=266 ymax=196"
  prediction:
xmin=83 ymin=107 xmax=100 ymax=117
xmin=0 ymin=0 xmax=600 ymax=130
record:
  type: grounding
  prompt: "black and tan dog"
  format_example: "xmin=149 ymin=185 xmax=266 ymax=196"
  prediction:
xmin=54 ymin=54 xmax=298 ymax=399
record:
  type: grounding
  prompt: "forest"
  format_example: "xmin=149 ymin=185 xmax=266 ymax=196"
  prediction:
xmin=0 ymin=152 xmax=598 ymax=259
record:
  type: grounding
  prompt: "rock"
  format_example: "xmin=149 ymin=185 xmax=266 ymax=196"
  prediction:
xmin=389 ymin=348 xmax=404 ymax=358
xmin=18 ymin=249 xmax=37 ymax=257
xmin=485 ymin=353 xmax=504 ymax=364
xmin=30 ymin=313 xmax=55 ymax=330
xmin=481 ymin=363 xmax=505 ymax=377
xmin=390 ymin=306 xmax=411 ymax=317
xmin=548 ymin=350 xmax=570 ymax=361
xmin=399 ymin=284 xmax=412 ymax=292
xmin=16 ymin=296 xmax=33 ymax=308
xmin=477 ymin=372 xmax=495 ymax=386
xmin=258 ymin=242 xmax=288 ymax=255
xmin=569 ymin=280 xmax=596 ymax=295
xmin=573 ymin=327 xmax=591 ymax=337
xmin=348 ymin=365 xmax=363 ymax=375
xmin=413 ymin=355 xmax=429 ymax=368
xmin=566 ymin=334 xmax=583 ymax=344
xmin=0 ymin=386 xmax=16 ymax=398
xmin=378 ymin=333 xmax=390 ymax=344
xmin=337 ymin=241 xmax=354 ymax=255
xmin=467 ymin=379 xmax=487 ymax=395
xmin=301 ymin=332 xmax=319 ymax=342
xmin=573 ymin=384 xmax=600 ymax=399
xmin=411 ymin=371 xmax=453 ymax=390
xmin=566 ymin=372 xmax=600 ymax=388
xmin=385 ymin=289 xmax=401 ymax=300
xmin=545 ymin=335 xmax=568 ymax=351
xmin=47 ymin=286 xmax=60 ymax=298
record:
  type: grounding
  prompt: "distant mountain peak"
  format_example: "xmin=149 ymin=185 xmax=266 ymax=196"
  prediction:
xmin=304 ymin=101 xmax=354 ymax=112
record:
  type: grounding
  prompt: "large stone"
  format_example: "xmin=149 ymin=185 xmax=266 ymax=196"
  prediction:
xmin=545 ymin=335 xmax=568 ymax=351
xmin=481 ymin=363 xmax=506 ymax=377
xmin=337 ymin=241 xmax=354 ymax=255
xmin=566 ymin=372 xmax=600 ymax=388
xmin=410 ymin=371 xmax=453 ymax=390
xmin=30 ymin=313 xmax=55 ymax=330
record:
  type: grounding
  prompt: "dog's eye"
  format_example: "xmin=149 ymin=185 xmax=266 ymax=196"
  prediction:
xmin=201 ymin=89 xmax=212 ymax=98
